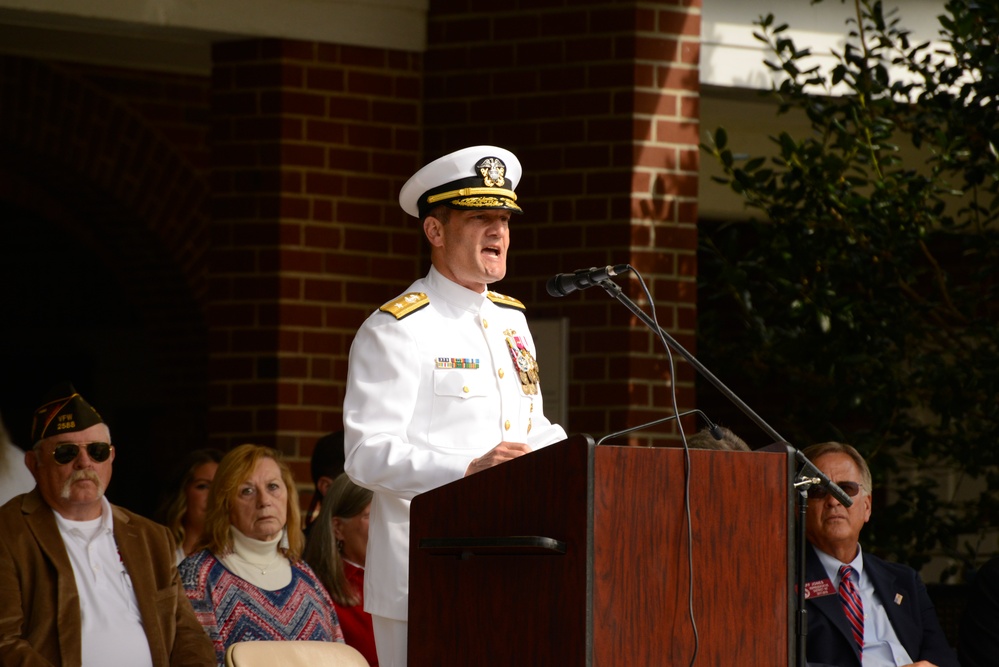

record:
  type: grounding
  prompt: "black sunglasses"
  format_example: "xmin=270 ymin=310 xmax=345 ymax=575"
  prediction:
xmin=50 ymin=442 xmax=113 ymax=465
xmin=807 ymin=480 xmax=862 ymax=500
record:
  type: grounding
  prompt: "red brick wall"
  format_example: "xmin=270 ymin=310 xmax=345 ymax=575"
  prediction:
xmin=424 ymin=0 xmax=701 ymax=444
xmin=207 ymin=39 xmax=423 ymax=480
xmin=0 ymin=0 xmax=703 ymax=516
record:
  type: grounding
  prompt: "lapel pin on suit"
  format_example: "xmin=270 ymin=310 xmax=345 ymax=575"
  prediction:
xmin=894 ymin=593 xmax=903 ymax=605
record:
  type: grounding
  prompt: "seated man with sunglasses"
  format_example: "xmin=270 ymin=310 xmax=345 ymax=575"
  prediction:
xmin=801 ymin=441 xmax=957 ymax=667
xmin=0 ymin=383 xmax=215 ymax=667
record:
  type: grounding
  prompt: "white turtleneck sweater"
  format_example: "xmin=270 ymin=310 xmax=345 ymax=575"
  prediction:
xmin=220 ymin=526 xmax=292 ymax=591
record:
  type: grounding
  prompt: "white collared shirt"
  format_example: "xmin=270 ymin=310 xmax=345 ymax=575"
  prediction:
xmin=815 ymin=546 xmax=914 ymax=667
xmin=53 ymin=497 xmax=154 ymax=667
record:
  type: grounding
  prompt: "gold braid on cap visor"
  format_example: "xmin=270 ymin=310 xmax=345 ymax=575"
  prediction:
xmin=426 ymin=187 xmax=518 ymax=204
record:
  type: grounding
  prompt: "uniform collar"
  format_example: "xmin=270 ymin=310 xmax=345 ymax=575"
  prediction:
xmin=426 ymin=265 xmax=490 ymax=313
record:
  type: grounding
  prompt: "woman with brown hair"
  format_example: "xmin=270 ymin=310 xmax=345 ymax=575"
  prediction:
xmin=179 ymin=444 xmax=343 ymax=666
xmin=304 ymin=473 xmax=377 ymax=666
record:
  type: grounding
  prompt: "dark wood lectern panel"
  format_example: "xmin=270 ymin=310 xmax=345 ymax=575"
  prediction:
xmin=591 ymin=446 xmax=791 ymax=665
xmin=409 ymin=436 xmax=592 ymax=666
xmin=410 ymin=436 xmax=793 ymax=666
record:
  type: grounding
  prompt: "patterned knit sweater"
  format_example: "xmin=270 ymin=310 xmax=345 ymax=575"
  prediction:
xmin=180 ymin=549 xmax=344 ymax=666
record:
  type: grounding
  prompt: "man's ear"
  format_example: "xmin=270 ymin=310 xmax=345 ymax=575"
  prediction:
xmin=25 ymin=449 xmax=38 ymax=476
xmin=424 ymin=216 xmax=445 ymax=248
xmin=316 ymin=475 xmax=335 ymax=497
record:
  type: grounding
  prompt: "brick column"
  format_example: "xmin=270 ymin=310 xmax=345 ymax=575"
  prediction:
xmin=425 ymin=1 xmax=701 ymax=444
xmin=207 ymin=39 xmax=422 ymax=476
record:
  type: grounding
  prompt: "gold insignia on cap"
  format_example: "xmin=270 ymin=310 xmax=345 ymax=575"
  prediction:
xmin=427 ymin=190 xmax=519 ymax=206
xmin=451 ymin=196 xmax=522 ymax=212
xmin=380 ymin=292 xmax=429 ymax=320
xmin=30 ymin=383 xmax=105 ymax=443
xmin=487 ymin=292 xmax=525 ymax=310
xmin=404 ymin=145 xmax=524 ymax=218
xmin=477 ymin=157 xmax=507 ymax=187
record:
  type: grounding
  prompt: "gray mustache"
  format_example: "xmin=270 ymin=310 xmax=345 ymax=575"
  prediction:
xmin=60 ymin=469 xmax=105 ymax=500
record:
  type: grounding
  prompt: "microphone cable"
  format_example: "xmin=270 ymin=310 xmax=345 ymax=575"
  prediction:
xmin=628 ymin=267 xmax=700 ymax=667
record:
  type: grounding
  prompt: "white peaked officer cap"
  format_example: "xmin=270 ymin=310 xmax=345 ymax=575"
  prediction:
xmin=399 ymin=145 xmax=524 ymax=219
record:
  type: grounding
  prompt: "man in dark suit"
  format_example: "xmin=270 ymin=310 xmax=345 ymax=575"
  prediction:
xmin=0 ymin=383 xmax=214 ymax=666
xmin=801 ymin=441 xmax=958 ymax=667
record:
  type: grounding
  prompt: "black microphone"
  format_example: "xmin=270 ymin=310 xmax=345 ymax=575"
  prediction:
xmin=546 ymin=264 xmax=631 ymax=297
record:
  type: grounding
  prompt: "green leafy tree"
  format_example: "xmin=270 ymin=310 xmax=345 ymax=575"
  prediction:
xmin=700 ymin=0 xmax=999 ymax=576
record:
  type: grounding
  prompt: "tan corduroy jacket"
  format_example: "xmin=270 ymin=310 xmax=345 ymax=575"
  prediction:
xmin=0 ymin=489 xmax=215 ymax=666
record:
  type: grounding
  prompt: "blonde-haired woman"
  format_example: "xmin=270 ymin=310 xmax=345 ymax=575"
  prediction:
xmin=180 ymin=444 xmax=343 ymax=665
xmin=158 ymin=447 xmax=224 ymax=563
xmin=304 ymin=473 xmax=377 ymax=666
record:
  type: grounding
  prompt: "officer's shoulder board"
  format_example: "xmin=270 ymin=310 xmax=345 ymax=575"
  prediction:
xmin=486 ymin=291 xmax=526 ymax=311
xmin=379 ymin=292 xmax=430 ymax=320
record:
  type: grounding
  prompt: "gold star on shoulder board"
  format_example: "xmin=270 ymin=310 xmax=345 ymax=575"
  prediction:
xmin=486 ymin=291 xmax=525 ymax=311
xmin=380 ymin=292 xmax=429 ymax=320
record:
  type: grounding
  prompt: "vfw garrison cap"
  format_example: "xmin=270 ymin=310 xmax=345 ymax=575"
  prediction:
xmin=31 ymin=382 xmax=105 ymax=443
xmin=399 ymin=145 xmax=524 ymax=219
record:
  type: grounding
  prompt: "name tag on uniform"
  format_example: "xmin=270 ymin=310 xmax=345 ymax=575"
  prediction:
xmin=804 ymin=579 xmax=836 ymax=599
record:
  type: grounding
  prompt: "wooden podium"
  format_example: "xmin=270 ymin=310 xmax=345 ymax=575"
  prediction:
xmin=408 ymin=434 xmax=796 ymax=666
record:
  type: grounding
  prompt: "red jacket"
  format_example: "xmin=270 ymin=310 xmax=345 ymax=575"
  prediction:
xmin=333 ymin=560 xmax=378 ymax=667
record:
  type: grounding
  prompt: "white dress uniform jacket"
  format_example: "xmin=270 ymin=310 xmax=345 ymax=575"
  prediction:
xmin=343 ymin=266 xmax=567 ymax=621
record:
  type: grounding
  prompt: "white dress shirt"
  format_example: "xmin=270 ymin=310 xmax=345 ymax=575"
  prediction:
xmin=53 ymin=497 xmax=154 ymax=667
xmin=815 ymin=546 xmax=914 ymax=666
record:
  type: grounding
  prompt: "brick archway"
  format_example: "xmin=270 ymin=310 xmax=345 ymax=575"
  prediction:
xmin=0 ymin=55 xmax=210 ymax=296
xmin=0 ymin=54 xmax=211 ymax=516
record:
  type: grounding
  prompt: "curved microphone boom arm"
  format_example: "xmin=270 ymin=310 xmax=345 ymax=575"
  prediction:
xmin=594 ymin=274 xmax=852 ymax=507
xmin=597 ymin=409 xmax=722 ymax=446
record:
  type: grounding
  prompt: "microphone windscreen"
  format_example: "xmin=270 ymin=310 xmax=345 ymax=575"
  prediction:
xmin=546 ymin=276 xmax=567 ymax=297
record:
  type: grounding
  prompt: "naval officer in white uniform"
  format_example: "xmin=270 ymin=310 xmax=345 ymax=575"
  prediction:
xmin=343 ymin=145 xmax=567 ymax=667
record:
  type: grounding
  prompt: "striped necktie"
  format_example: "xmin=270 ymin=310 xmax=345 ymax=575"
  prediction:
xmin=838 ymin=565 xmax=864 ymax=657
